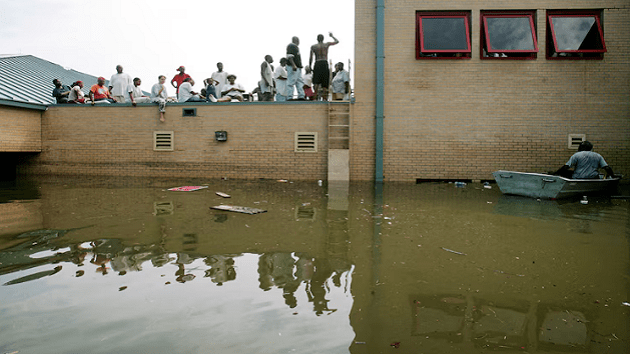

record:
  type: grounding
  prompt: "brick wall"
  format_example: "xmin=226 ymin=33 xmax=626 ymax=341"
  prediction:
xmin=19 ymin=103 xmax=329 ymax=180
xmin=0 ymin=105 xmax=42 ymax=152
xmin=354 ymin=0 xmax=630 ymax=181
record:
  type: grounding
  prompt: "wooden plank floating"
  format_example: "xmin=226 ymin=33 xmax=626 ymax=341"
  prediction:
xmin=215 ymin=192 xmax=231 ymax=198
xmin=210 ymin=205 xmax=267 ymax=215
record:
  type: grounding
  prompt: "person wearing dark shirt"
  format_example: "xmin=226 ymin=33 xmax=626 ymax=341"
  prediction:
xmin=286 ymin=36 xmax=305 ymax=100
xmin=52 ymin=79 xmax=71 ymax=104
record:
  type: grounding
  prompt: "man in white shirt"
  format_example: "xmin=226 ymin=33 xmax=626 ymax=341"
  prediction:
xmin=151 ymin=75 xmax=168 ymax=122
xmin=221 ymin=74 xmax=246 ymax=102
xmin=260 ymin=55 xmax=275 ymax=101
xmin=178 ymin=78 xmax=203 ymax=102
xmin=274 ymin=58 xmax=288 ymax=102
xmin=211 ymin=62 xmax=229 ymax=98
xmin=109 ymin=65 xmax=133 ymax=103
xmin=129 ymin=78 xmax=151 ymax=106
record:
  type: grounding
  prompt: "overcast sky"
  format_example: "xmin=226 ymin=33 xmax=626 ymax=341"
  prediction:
xmin=1 ymin=0 xmax=355 ymax=95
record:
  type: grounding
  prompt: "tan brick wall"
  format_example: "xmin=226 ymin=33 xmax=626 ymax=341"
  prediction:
xmin=19 ymin=103 xmax=329 ymax=180
xmin=0 ymin=106 xmax=42 ymax=152
xmin=354 ymin=0 xmax=630 ymax=181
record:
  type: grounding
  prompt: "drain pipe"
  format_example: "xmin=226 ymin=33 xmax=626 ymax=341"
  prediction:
xmin=375 ymin=0 xmax=385 ymax=183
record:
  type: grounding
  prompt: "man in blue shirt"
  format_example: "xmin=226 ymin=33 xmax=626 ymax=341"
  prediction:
xmin=555 ymin=141 xmax=615 ymax=179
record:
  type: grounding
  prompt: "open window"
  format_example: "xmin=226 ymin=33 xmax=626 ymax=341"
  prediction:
xmin=481 ymin=11 xmax=538 ymax=59
xmin=547 ymin=10 xmax=606 ymax=59
xmin=416 ymin=11 xmax=471 ymax=59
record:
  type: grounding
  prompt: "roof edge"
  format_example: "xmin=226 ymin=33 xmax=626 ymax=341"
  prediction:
xmin=0 ymin=98 xmax=48 ymax=111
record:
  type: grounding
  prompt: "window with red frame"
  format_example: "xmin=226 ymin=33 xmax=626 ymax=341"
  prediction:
xmin=416 ymin=12 xmax=471 ymax=59
xmin=547 ymin=10 xmax=606 ymax=59
xmin=480 ymin=11 xmax=538 ymax=59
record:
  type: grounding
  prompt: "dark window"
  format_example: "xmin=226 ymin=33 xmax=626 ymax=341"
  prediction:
xmin=182 ymin=108 xmax=197 ymax=117
xmin=481 ymin=11 xmax=538 ymax=59
xmin=416 ymin=12 xmax=471 ymax=59
xmin=547 ymin=10 xmax=606 ymax=59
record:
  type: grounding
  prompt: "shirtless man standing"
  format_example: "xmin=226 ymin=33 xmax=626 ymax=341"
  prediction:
xmin=309 ymin=32 xmax=339 ymax=100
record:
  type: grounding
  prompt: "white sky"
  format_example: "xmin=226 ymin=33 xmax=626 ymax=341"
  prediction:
xmin=1 ymin=0 xmax=355 ymax=95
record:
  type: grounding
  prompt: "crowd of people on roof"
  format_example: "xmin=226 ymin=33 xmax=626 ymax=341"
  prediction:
xmin=51 ymin=34 xmax=351 ymax=122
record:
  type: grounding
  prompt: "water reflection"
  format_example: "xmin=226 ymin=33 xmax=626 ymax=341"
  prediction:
xmin=0 ymin=177 xmax=628 ymax=353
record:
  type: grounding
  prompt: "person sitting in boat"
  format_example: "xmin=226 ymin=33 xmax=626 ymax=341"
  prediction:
xmin=554 ymin=141 xmax=616 ymax=179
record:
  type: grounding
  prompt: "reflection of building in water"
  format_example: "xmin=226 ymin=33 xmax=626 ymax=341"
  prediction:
xmin=411 ymin=294 xmax=590 ymax=351
xmin=204 ymin=255 xmax=237 ymax=286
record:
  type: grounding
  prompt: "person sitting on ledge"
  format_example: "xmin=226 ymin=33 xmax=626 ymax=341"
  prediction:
xmin=68 ymin=81 xmax=86 ymax=104
xmin=204 ymin=78 xmax=230 ymax=102
xmin=52 ymin=79 xmax=71 ymax=104
xmin=221 ymin=74 xmax=245 ymax=102
xmin=177 ymin=78 xmax=204 ymax=102
xmin=554 ymin=141 xmax=616 ymax=179
xmin=151 ymin=75 xmax=168 ymax=122
xmin=129 ymin=77 xmax=151 ymax=106
xmin=89 ymin=77 xmax=117 ymax=105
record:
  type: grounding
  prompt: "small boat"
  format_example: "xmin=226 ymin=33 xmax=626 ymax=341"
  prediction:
xmin=492 ymin=170 xmax=621 ymax=199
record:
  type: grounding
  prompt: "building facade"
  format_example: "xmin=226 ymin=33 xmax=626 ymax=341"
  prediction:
xmin=353 ymin=0 xmax=630 ymax=181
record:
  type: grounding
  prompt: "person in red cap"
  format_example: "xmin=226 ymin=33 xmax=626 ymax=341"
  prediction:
xmin=171 ymin=66 xmax=191 ymax=94
xmin=89 ymin=77 xmax=116 ymax=104
xmin=68 ymin=81 xmax=86 ymax=103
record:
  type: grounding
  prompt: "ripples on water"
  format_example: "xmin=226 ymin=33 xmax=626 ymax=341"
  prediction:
xmin=0 ymin=177 xmax=628 ymax=353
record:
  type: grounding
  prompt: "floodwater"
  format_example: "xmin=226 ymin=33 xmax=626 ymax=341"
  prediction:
xmin=0 ymin=177 xmax=628 ymax=354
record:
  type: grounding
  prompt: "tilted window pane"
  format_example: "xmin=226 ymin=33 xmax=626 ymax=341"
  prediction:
xmin=486 ymin=17 xmax=536 ymax=51
xmin=421 ymin=18 xmax=469 ymax=51
xmin=551 ymin=16 xmax=601 ymax=50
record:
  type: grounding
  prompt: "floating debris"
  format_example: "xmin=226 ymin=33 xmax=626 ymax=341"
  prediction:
xmin=168 ymin=186 xmax=208 ymax=192
xmin=210 ymin=205 xmax=267 ymax=215
xmin=215 ymin=192 xmax=231 ymax=198
xmin=440 ymin=247 xmax=467 ymax=256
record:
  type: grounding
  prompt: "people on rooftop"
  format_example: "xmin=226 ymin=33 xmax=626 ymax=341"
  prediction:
xmin=171 ymin=66 xmax=191 ymax=94
xmin=151 ymin=75 xmax=168 ymax=122
xmin=286 ymin=36 xmax=305 ymax=100
xmin=68 ymin=81 xmax=86 ymax=104
xmin=211 ymin=63 xmax=229 ymax=99
xmin=109 ymin=65 xmax=133 ymax=103
xmin=129 ymin=78 xmax=150 ymax=106
xmin=221 ymin=74 xmax=246 ymax=102
xmin=90 ymin=77 xmax=116 ymax=104
xmin=331 ymin=62 xmax=349 ymax=100
xmin=52 ymin=79 xmax=71 ymax=104
xmin=303 ymin=65 xmax=314 ymax=101
xmin=310 ymin=32 xmax=339 ymax=100
xmin=274 ymin=58 xmax=288 ymax=102
xmin=260 ymin=55 xmax=275 ymax=102
xmin=177 ymin=77 xmax=204 ymax=103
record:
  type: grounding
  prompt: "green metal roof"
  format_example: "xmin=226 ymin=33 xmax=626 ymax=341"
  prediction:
xmin=0 ymin=55 xmax=105 ymax=105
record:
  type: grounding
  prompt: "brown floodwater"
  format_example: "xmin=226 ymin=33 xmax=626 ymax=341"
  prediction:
xmin=0 ymin=177 xmax=628 ymax=353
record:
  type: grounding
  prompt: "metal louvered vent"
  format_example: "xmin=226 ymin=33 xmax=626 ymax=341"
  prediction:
xmin=568 ymin=134 xmax=585 ymax=149
xmin=295 ymin=132 xmax=317 ymax=152
xmin=154 ymin=131 xmax=174 ymax=151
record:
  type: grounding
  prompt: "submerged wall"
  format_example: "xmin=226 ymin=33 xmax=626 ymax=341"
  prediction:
xmin=18 ymin=103 xmax=329 ymax=180
xmin=0 ymin=105 xmax=42 ymax=152
xmin=354 ymin=0 xmax=630 ymax=181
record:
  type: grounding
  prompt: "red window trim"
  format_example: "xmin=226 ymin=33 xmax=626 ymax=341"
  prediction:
xmin=547 ymin=10 xmax=606 ymax=54
xmin=416 ymin=11 xmax=471 ymax=59
xmin=481 ymin=12 xmax=538 ymax=54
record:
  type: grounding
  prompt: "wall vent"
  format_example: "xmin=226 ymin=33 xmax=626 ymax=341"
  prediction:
xmin=295 ymin=132 xmax=317 ymax=152
xmin=154 ymin=131 xmax=174 ymax=151
xmin=295 ymin=205 xmax=316 ymax=221
xmin=568 ymin=134 xmax=585 ymax=149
